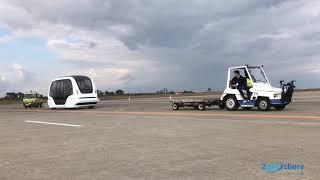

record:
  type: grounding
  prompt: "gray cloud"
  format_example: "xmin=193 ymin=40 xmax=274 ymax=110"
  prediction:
xmin=0 ymin=0 xmax=320 ymax=93
xmin=0 ymin=63 xmax=42 ymax=95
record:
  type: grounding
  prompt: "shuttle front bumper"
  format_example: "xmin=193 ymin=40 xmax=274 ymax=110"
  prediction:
xmin=73 ymin=97 xmax=99 ymax=107
xmin=48 ymin=96 xmax=99 ymax=108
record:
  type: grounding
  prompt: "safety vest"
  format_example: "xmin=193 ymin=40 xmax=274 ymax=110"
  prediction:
xmin=247 ymin=78 xmax=253 ymax=88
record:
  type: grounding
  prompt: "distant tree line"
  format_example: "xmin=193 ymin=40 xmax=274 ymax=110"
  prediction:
xmin=2 ymin=92 xmax=44 ymax=100
xmin=3 ymin=88 xmax=213 ymax=100
xmin=4 ymin=92 xmax=24 ymax=99
xmin=96 ymin=90 xmax=125 ymax=97
xmin=97 ymin=88 xmax=197 ymax=97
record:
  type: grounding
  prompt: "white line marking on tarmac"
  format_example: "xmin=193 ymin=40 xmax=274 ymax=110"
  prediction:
xmin=25 ymin=120 xmax=83 ymax=127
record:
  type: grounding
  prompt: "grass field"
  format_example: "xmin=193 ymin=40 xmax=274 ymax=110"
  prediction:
xmin=0 ymin=99 xmax=22 ymax=105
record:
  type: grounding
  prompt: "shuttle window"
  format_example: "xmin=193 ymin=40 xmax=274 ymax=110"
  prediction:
xmin=63 ymin=80 xmax=73 ymax=97
xmin=50 ymin=79 xmax=73 ymax=99
xmin=74 ymin=76 xmax=93 ymax=94
xmin=50 ymin=81 xmax=58 ymax=97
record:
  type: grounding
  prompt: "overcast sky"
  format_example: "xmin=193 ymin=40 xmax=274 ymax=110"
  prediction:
xmin=0 ymin=0 xmax=320 ymax=95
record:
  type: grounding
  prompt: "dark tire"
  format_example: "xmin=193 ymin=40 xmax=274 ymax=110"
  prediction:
xmin=172 ymin=103 xmax=179 ymax=111
xmin=242 ymin=107 xmax=253 ymax=110
xmin=224 ymin=95 xmax=239 ymax=111
xmin=274 ymin=105 xmax=286 ymax=111
xmin=219 ymin=104 xmax=225 ymax=110
xmin=257 ymin=98 xmax=271 ymax=111
xmin=198 ymin=103 xmax=205 ymax=111
xmin=88 ymin=106 xmax=95 ymax=109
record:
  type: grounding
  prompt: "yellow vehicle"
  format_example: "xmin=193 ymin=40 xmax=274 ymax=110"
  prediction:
xmin=23 ymin=92 xmax=43 ymax=108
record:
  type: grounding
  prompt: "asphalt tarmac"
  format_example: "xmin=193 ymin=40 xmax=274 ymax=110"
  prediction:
xmin=0 ymin=91 xmax=319 ymax=179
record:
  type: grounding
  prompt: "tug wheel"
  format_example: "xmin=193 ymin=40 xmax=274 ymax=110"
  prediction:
xmin=224 ymin=95 xmax=239 ymax=111
xmin=257 ymin=98 xmax=271 ymax=111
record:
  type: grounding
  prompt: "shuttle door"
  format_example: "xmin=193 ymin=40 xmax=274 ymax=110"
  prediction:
xmin=50 ymin=80 xmax=73 ymax=105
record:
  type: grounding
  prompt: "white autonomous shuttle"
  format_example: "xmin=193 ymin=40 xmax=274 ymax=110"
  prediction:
xmin=48 ymin=75 xmax=99 ymax=109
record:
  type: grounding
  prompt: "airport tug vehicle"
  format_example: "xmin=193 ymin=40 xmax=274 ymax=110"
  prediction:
xmin=172 ymin=65 xmax=295 ymax=111
xmin=23 ymin=91 xmax=43 ymax=108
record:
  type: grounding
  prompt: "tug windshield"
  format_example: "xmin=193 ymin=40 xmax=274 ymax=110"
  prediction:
xmin=24 ymin=94 xmax=36 ymax=99
xmin=248 ymin=67 xmax=268 ymax=83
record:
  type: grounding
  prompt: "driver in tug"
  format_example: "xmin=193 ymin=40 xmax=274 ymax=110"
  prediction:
xmin=230 ymin=70 xmax=253 ymax=100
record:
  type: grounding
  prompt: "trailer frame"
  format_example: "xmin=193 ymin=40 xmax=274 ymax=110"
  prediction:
xmin=171 ymin=98 xmax=224 ymax=111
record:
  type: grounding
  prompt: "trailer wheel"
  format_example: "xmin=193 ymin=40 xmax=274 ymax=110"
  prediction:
xmin=172 ymin=103 xmax=179 ymax=111
xmin=198 ymin=103 xmax=205 ymax=111
xmin=257 ymin=98 xmax=271 ymax=111
xmin=225 ymin=96 xmax=239 ymax=111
